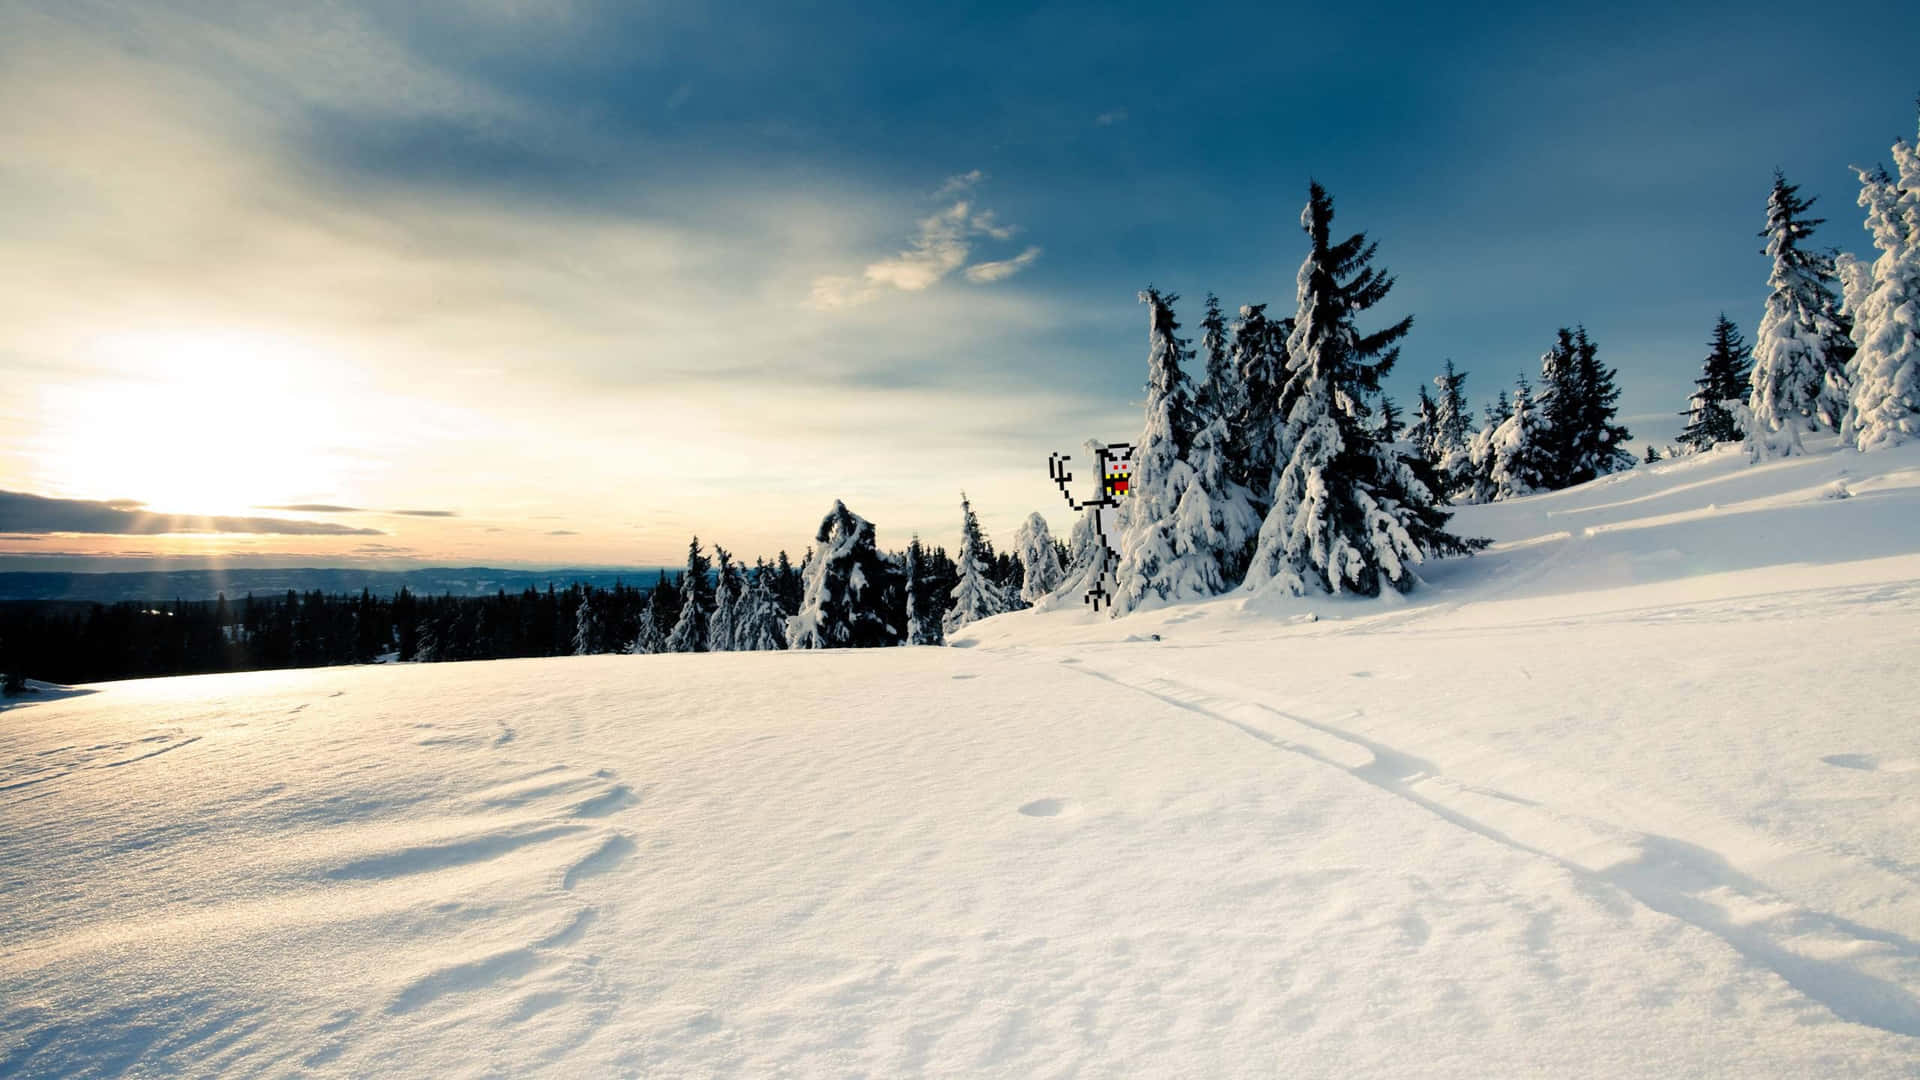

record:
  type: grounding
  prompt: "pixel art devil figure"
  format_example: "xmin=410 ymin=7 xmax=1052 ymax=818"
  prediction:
xmin=1047 ymin=440 xmax=1135 ymax=611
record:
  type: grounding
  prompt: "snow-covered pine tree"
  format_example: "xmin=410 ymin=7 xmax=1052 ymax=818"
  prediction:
xmin=630 ymin=591 xmax=666 ymax=654
xmin=1193 ymin=292 xmax=1243 ymax=435
xmin=1408 ymin=385 xmax=1440 ymax=466
xmin=789 ymin=501 xmax=903 ymax=649
xmin=1229 ymin=302 xmax=1291 ymax=506
xmin=1488 ymin=381 xmax=1554 ymax=500
xmin=734 ymin=565 xmax=789 ymax=651
xmin=904 ymin=536 xmax=945 ymax=645
xmin=1534 ymin=328 xmax=1579 ymax=487
xmin=664 ymin=537 xmax=713 ymax=653
xmin=1750 ymin=170 xmax=1855 ymax=456
xmin=1460 ymin=390 xmax=1510 ymax=505
xmin=1040 ymin=510 xmax=1103 ymax=611
xmin=1680 ymin=315 xmax=1752 ymax=451
xmin=1244 ymin=183 xmax=1483 ymax=597
xmin=1644 ymin=444 xmax=1662 ymax=463
xmin=1115 ymin=288 xmax=1257 ymax=611
xmin=1431 ymin=359 xmax=1475 ymax=497
xmin=572 ymin=589 xmax=597 ymax=656
xmin=1840 ymin=130 xmax=1920 ymax=450
xmin=1013 ymin=513 xmax=1064 ymax=604
xmin=943 ymin=492 xmax=1009 ymax=634
xmin=706 ymin=549 xmax=741 ymax=652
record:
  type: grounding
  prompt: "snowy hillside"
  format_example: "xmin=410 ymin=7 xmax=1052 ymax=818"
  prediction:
xmin=5 ymin=438 xmax=1920 ymax=1077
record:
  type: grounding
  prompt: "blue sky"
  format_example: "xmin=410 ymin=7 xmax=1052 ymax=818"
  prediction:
xmin=2 ymin=0 xmax=1916 ymax=568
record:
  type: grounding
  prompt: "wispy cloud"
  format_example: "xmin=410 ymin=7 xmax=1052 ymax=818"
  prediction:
xmin=965 ymin=246 xmax=1043 ymax=283
xmin=932 ymin=169 xmax=985 ymax=199
xmin=546 ymin=529 xmax=579 ymax=536
xmin=809 ymin=173 xmax=1041 ymax=309
xmin=259 ymin=504 xmax=459 ymax=517
xmin=2 ymin=491 xmax=384 ymax=536
xmin=1094 ymin=109 xmax=1128 ymax=127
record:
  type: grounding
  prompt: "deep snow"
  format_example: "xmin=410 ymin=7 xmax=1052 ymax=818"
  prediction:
xmin=3 ymin=438 xmax=1919 ymax=1077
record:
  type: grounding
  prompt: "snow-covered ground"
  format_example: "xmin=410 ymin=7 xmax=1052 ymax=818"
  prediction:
xmin=4 ymin=438 xmax=1919 ymax=1077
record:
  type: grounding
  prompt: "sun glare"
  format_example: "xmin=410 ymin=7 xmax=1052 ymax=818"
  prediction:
xmin=35 ymin=328 xmax=347 ymax=516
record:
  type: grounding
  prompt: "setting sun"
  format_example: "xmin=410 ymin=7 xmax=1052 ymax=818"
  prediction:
xmin=33 ymin=328 xmax=348 ymax=515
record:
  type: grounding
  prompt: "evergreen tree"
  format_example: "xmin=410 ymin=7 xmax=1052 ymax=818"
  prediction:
xmin=572 ymin=589 xmax=597 ymax=656
xmin=1458 ymin=391 xmax=1506 ymax=505
xmin=1680 ymin=315 xmax=1753 ymax=451
xmin=1840 ymin=129 xmax=1920 ymax=451
xmin=1408 ymin=386 xmax=1440 ymax=466
xmin=1116 ymin=287 xmax=1248 ymax=612
xmin=1644 ymin=444 xmax=1662 ymax=463
xmin=665 ymin=537 xmax=713 ymax=653
xmin=1013 ymin=513 xmax=1065 ymax=605
xmin=1750 ymin=170 xmax=1855 ymax=455
xmin=734 ymin=564 xmax=789 ymax=651
xmin=1431 ymin=359 xmax=1475 ymax=497
xmin=649 ymin=569 xmax=681 ymax=640
xmin=1245 ymin=183 xmax=1483 ymax=597
xmin=1488 ymin=382 xmax=1554 ymax=500
xmin=1377 ymin=394 xmax=1403 ymax=442
xmin=1566 ymin=327 xmax=1635 ymax=482
xmin=1041 ymin=511 xmax=1104 ymax=611
xmin=631 ymin=591 xmax=666 ymax=654
xmin=1230 ymin=302 xmax=1292 ymax=503
xmin=1193 ymin=292 xmax=1242 ymax=428
xmin=1534 ymin=328 xmax=1580 ymax=485
xmin=707 ymin=548 xmax=741 ymax=652
xmin=944 ymin=492 xmax=1009 ymax=634
xmin=904 ymin=536 xmax=945 ymax=645
xmin=789 ymin=501 xmax=903 ymax=649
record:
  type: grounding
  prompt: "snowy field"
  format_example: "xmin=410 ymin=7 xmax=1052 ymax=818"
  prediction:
xmin=4 ymin=438 xmax=1920 ymax=1077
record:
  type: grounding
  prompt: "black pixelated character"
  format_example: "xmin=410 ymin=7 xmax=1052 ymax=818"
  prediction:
xmin=1047 ymin=440 xmax=1135 ymax=611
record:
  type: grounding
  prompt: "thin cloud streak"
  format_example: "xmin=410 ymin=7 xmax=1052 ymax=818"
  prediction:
xmin=1 ymin=491 xmax=385 ymax=536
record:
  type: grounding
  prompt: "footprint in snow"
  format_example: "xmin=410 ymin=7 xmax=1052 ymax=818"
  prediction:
xmin=1018 ymin=798 xmax=1068 ymax=818
xmin=1823 ymin=753 xmax=1919 ymax=773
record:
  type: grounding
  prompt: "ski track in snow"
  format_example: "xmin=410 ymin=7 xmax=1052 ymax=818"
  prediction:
xmin=1068 ymin=660 xmax=1920 ymax=1039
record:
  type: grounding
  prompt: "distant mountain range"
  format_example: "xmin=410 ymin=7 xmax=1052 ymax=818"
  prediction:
xmin=0 ymin=566 xmax=675 ymax=603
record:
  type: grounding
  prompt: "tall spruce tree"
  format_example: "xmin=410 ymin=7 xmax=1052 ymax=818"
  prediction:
xmin=1750 ymin=171 xmax=1855 ymax=455
xmin=788 ymin=501 xmax=902 ymax=649
xmin=1243 ymin=183 xmax=1483 ymax=597
xmin=1566 ymin=327 xmax=1635 ymax=482
xmin=1680 ymin=315 xmax=1753 ymax=451
xmin=572 ymin=590 xmax=597 ymax=656
xmin=1431 ymin=359 xmax=1475 ymax=497
xmin=1534 ymin=328 xmax=1580 ymax=485
xmin=1377 ymin=395 xmax=1403 ymax=442
xmin=707 ymin=549 xmax=741 ymax=652
xmin=1230 ymin=302 xmax=1292 ymax=505
xmin=1193 ymin=292 xmax=1242 ymax=430
xmin=734 ymin=564 xmax=789 ymax=651
xmin=665 ymin=537 xmax=713 ymax=653
xmin=1840 ymin=128 xmax=1920 ymax=450
xmin=944 ymin=492 xmax=1008 ymax=634
xmin=1116 ymin=288 xmax=1253 ymax=612
xmin=631 ymin=591 xmax=667 ymax=654
xmin=1408 ymin=386 xmax=1440 ymax=466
